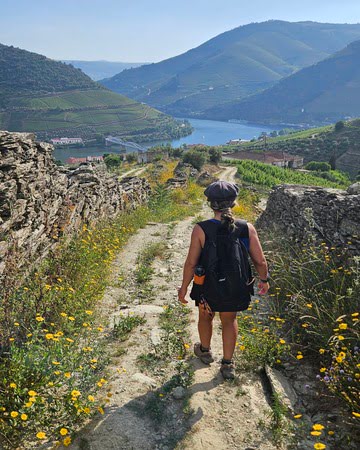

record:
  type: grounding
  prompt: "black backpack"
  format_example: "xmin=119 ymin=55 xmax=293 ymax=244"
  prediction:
xmin=190 ymin=219 xmax=254 ymax=312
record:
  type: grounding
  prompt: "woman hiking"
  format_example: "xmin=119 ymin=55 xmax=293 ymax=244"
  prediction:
xmin=178 ymin=180 xmax=269 ymax=380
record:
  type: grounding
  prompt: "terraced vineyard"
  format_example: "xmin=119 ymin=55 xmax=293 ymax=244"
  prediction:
xmin=0 ymin=44 xmax=191 ymax=142
xmin=231 ymin=159 xmax=350 ymax=189
xmin=224 ymin=119 xmax=360 ymax=178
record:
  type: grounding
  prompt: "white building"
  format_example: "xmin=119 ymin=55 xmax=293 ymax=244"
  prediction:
xmin=51 ymin=138 xmax=84 ymax=146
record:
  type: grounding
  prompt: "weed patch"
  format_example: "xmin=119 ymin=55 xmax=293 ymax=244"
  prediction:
xmin=264 ymin=234 xmax=360 ymax=415
xmin=112 ymin=314 xmax=146 ymax=341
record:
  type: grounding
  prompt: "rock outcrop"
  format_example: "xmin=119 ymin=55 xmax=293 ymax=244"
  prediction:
xmin=0 ymin=131 xmax=150 ymax=277
xmin=257 ymin=184 xmax=360 ymax=253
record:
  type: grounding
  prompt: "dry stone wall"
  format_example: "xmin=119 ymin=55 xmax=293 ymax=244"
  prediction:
xmin=0 ymin=131 xmax=150 ymax=277
xmin=257 ymin=184 xmax=360 ymax=253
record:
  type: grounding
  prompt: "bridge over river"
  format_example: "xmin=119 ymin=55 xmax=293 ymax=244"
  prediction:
xmin=105 ymin=136 xmax=146 ymax=152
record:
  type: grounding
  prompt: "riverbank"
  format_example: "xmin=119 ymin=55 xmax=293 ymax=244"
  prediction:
xmin=54 ymin=118 xmax=282 ymax=162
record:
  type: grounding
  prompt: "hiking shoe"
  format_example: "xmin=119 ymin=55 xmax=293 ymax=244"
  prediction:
xmin=194 ymin=342 xmax=214 ymax=365
xmin=220 ymin=361 xmax=236 ymax=380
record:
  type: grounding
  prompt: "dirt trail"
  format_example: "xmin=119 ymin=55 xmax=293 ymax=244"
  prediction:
xmin=119 ymin=167 xmax=146 ymax=179
xmin=66 ymin=167 xmax=277 ymax=450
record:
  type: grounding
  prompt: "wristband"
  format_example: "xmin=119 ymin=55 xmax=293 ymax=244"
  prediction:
xmin=260 ymin=278 xmax=270 ymax=283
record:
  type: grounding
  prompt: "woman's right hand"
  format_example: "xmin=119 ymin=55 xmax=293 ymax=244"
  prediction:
xmin=177 ymin=286 xmax=188 ymax=304
xmin=258 ymin=281 xmax=270 ymax=295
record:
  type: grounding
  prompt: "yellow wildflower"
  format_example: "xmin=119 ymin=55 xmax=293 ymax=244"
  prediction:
xmin=9 ymin=383 xmax=16 ymax=388
xmin=36 ymin=432 xmax=46 ymax=440
xmin=319 ymin=349 xmax=325 ymax=354
xmin=60 ymin=428 xmax=68 ymax=436
xmin=279 ymin=339 xmax=286 ymax=344
xmin=293 ymin=414 xmax=302 ymax=419
xmin=352 ymin=412 xmax=360 ymax=418
xmin=313 ymin=424 xmax=325 ymax=431
xmin=35 ymin=316 xmax=45 ymax=322
xmin=339 ymin=323 xmax=348 ymax=330
xmin=88 ymin=395 xmax=95 ymax=402
xmin=64 ymin=372 xmax=71 ymax=378
xmin=10 ymin=411 xmax=18 ymax=418
xmin=296 ymin=355 xmax=303 ymax=360
xmin=63 ymin=436 xmax=72 ymax=447
xmin=68 ymin=316 xmax=75 ymax=321
xmin=313 ymin=444 xmax=326 ymax=450
xmin=85 ymin=310 xmax=93 ymax=315
xmin=311 ymin=431 xmax=322 ymax=436
xmin=71 ymin=390 xmax=81 ymax=397
xmin=28 ymin=390 xmax=37 ymax=397
xmin=98 ymin=407 xmax=104 ymax=415
xmin=45 ymin=333 xmax=54 ymax=340
xmin=21 ymin=414 xmax=28 ymax=421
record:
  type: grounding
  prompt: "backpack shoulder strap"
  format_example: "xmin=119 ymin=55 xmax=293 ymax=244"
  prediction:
xmin=234 ymin=219 xmax=249 ymax=239
xmin=197 ymin=220 xmax=218 ymax=240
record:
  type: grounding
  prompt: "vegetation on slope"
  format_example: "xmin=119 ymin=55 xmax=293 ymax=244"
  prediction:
xmin=0 ymin=43 xmax=190 ymax=142
xmin=231 ymin=159 xmax=350 ymax=189
xmin=100 ymin=20 xmax=360 ymax=116
xmin=0 ymin=161 xmax=202 ymax=449
xmin=225 ymin=119 xmax=360 ymax=178
xmin=206 ymin=40 xmax=360 ymax=124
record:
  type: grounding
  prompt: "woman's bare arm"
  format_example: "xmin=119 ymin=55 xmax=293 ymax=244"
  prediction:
xmin=178 ymin=225 xmax=203 ymax=303
xmin=248 ymin=223 xmax=270 ymax=295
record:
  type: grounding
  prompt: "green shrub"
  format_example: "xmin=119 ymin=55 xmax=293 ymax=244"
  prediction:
xmin=182 ymin=150 xmax=207 ymax=171
xmin=305 ymin=161 xmax=331 ymax=171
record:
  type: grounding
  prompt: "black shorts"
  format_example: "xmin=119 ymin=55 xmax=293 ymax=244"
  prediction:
xmin=194 ymin=297 xmax=251 ymax=313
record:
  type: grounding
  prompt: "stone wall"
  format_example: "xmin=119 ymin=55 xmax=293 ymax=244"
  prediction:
xmin=257 ymin=184 xmax=360 ymax=253
xmin=0 ymin=131 xmax=150 ymax=277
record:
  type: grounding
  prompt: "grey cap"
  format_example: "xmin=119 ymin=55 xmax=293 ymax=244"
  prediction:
xmin=204 ymin=180 xmax=239 ymax=201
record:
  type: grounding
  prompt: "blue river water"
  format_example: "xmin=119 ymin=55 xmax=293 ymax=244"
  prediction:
xmin=53 ymin=118 xmax=281 ymax=162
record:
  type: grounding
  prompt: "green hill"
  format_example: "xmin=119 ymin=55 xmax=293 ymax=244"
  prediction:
xmin=0 ymin=44 xmax=190 ymax=142
xmin=206 ymin=40 xmax=360 ymax=125
xmin=100 ymin=20 xmax=360 ymax=117
xmin=224 ymin=119 xmax=360 ymax=178
xmin=61 ymin=60 xmax=147 ymax=81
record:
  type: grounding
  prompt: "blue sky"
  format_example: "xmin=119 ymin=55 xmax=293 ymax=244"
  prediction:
xmin=1 ymin=0 xmax=360 ymax=61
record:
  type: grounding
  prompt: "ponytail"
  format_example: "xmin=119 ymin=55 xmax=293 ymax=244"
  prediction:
xmin=220 ymin=208 xmax=235 ymax=232
xmin=209 ymin=199 xmax=236 ymax=232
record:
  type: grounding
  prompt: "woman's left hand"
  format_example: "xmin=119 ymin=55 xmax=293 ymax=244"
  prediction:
xmin=177 ymin=286 xmax=188 ymax=304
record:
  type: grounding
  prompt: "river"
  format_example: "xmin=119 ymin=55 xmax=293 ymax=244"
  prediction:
xmin=53 ymin=118 xmax=281 ymax=162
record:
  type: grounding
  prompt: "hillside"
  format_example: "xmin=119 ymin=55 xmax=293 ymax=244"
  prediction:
xmin=207 ymin=40 xmax=360 ymax=125
xmin=100 ymin=20 xmax=360 ymax=116
xmin=224 ymin=119 xmax=360 ymax=177
xmin=62 ymin=60 xmax=147 ymax=81
xmin=0 ymin=44 xmax=189 ymax=142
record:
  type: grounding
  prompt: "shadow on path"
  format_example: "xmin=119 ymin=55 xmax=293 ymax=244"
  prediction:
xmin=66 ymin=359 xmax=223 ymax=450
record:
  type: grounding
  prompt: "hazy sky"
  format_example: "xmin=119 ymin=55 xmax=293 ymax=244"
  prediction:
xmin=1 ymin=0 xmax=360 ymax=62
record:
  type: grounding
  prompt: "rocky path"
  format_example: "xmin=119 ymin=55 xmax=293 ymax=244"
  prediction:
xmin=65 ymin=167 xmax=278 ymax=450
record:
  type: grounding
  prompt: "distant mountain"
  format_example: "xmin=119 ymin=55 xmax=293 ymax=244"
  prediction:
xmin=62 ymin=60 xmax=147 ymax=81
xmin=100 ymin=20 xmax=360 ymax=117
xmin=0 ymin=44 xmax=189 ymax=142
xmin=206 ymin=40 xmax=360 ymax=125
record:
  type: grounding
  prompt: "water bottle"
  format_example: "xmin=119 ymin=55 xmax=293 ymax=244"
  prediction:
xmin=194 ymin=266 xmax=205 ymax=285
